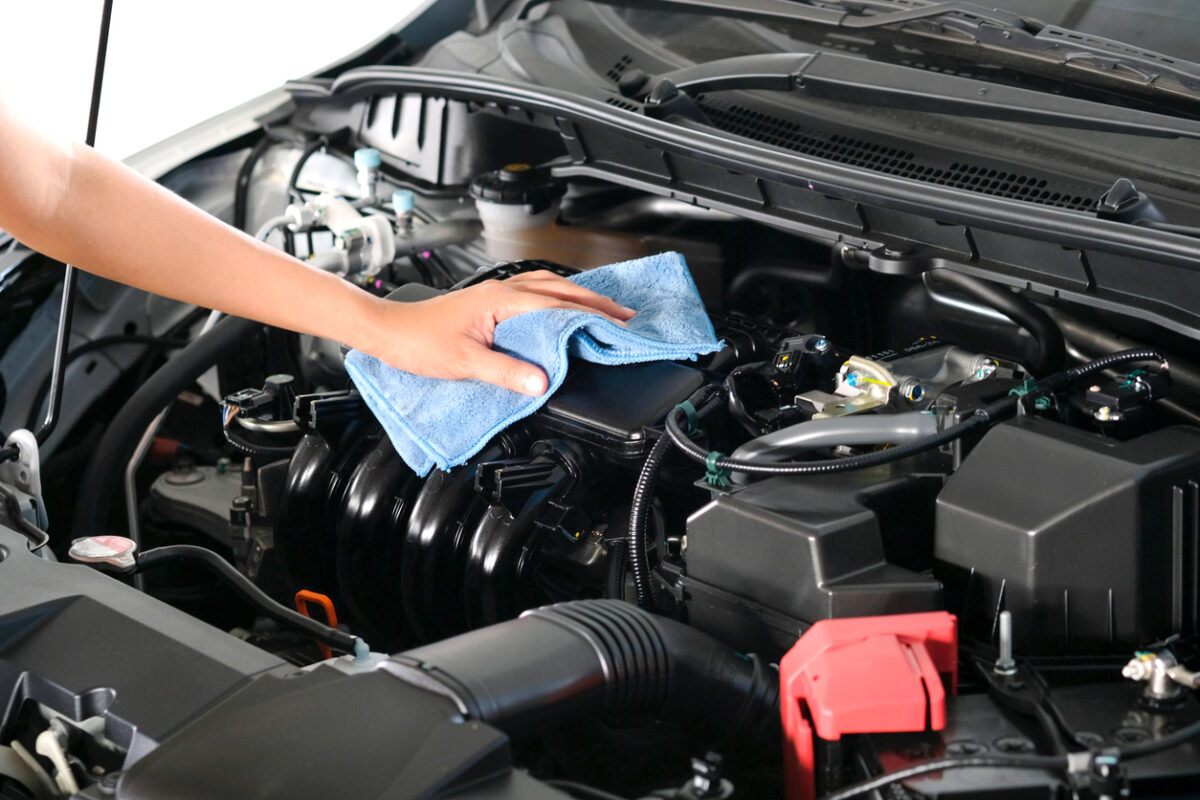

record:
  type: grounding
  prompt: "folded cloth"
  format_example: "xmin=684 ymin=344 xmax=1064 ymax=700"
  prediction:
xmin=345 ymin=251 xmax=721 ymax=475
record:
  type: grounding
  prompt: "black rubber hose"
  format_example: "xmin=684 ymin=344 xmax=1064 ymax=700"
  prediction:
xmin=602 ymin=538 xmax=628 ymax=600
xmin=25 ymin=335 xmax=187 ymax=430
xmin=0 ymin=481 xmax=50 ymax=554
xmin=1114 ymin=717 xmax=1200 ymax=760
xmin=134 ymin=544 xmax=358 ymax=653
xmin=0 ymin=446 xmax=17 ymax=464
xmin=233 ymin=136 xmax=276 ymax=233
xmin=667 ymin=349 xmax=1166 ymax=478
xmin=726 ymin=261 xmax=840 ymax=309
xmin=73 ymin=316 xmax=261 ymax=540
xmin=287 ymin=136 xmax=328 ymax=203
xmin=928 ymin=270 xmax=1066 ymax=375
xmin=398 ymin=599 xmax=778 ymax=743
xmin=724 ymin=363 xmax=765 ymax=437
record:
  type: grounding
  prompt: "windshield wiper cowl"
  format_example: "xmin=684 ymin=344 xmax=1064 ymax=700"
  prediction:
xmin=648 ymin=52 xmax=1200 ymax=141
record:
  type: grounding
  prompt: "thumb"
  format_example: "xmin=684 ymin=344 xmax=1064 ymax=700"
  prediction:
xmin=466 ymin=345 xmax=549 ymax=396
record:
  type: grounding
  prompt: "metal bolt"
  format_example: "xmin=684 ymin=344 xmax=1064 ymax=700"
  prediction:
xmin=994 ymin=736 xmax=1034 ymax=753
xmin=973 ymin=358 xmax=998 ymax=380
xmin=813 ymin=337 xmax=830 ymax=352
xmin=1114 ymin=726 xmax=1150 ymax=744
xmin=995 ymin=610 xmax=1017 ymax=675
xmin=946 ymin=740 xmax=985 ymax=756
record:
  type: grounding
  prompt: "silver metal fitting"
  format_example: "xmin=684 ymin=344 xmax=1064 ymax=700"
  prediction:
xmin=994 ymin=610 xmax=1017 ymax=676
xmin=1122 ymin=650 xmax=1185 ymax=700
xmin=898 ymin=377 xmax=925 ymax=404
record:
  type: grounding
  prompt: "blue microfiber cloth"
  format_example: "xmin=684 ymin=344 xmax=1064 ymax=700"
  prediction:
xmin=345 ymin=251 xmax=721 ymax=475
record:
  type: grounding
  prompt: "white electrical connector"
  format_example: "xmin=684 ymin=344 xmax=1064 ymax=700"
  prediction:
xmin=34 ymin=724 xmax=79 ymax=796
xmin=306 ymin=193 xmax=396 ymax=277
xmin=284 ymin=201 xmax=317 ymax=231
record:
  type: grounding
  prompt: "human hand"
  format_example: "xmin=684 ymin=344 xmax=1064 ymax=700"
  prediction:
xmin=360 ymin=271 xmax=636 ymax=395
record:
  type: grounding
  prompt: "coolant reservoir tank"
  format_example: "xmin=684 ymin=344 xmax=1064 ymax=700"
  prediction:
xmin=470 ymin=164 xmax=648 ymax=268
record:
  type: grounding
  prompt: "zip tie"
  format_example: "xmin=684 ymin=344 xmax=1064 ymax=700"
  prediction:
xmin=705 ymin=451 xmax=732 ymax=489
xmin=676 ymin=401 xmax=701 ymax=437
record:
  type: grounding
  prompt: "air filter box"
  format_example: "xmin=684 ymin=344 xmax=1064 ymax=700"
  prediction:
xmin=936 ymin=418 xmax=1200 ymax=653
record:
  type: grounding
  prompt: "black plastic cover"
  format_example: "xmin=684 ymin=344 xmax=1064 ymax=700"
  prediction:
xmin=684 ymin=469 xmax=944 ymax=656
xmin=936 ymin=418 xmax=1200 ymax=653
xmin=535 ymin=360 xmax=703 ymax=460
xmin=115 ymin=668 xmax=555 ymax=800
xmin=0 ymin=526 xmax=283 ymax=766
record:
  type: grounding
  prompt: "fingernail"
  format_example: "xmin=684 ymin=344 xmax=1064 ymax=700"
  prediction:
xmin=620 ymin=305 xmax=636 ymax=316
xmin=524 ymin=375 xmax=545 ymax=395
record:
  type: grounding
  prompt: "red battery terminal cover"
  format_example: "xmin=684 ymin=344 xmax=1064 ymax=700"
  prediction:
xmin=780 ymin=611 xmax=958 ymax=800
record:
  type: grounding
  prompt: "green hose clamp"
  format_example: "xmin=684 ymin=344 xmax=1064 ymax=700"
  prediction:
xmin=705 ymin=451 xmax=732 ymax=489
xmin=676 ymin=400 xmax=701 ymax=437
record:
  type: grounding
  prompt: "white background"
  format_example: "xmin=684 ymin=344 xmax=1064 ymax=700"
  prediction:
xmin=1 ymin=1 xmax=425 ymax=159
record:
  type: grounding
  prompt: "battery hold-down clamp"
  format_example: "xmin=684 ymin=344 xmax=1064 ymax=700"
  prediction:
xmin=780 ymin=611 xmax=958 ymax=800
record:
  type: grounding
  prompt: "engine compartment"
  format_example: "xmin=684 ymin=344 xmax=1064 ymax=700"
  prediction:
xmin=3 ymin=9 xmax=1200 ymax=794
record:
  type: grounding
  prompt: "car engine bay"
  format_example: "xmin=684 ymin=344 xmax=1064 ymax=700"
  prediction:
xmin=3 ymin=1 xmax=1200 ymax=798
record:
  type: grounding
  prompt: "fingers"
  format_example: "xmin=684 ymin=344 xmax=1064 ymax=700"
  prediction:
xmin=502 ymin=291 xmax=632 ymax=326
xmin=503 ymin=271 xmax=636 ymax=321
xmin=482 ymin=282 xmax=629 ymax=326
xmin=466 ymin=345 xmax=549 ymax=395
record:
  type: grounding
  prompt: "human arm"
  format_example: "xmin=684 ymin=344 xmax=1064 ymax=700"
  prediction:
xmin=0 ymin=98 xmax=633 ymax=395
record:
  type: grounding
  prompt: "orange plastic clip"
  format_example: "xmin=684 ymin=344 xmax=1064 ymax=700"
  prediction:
xmin=293 ymin=590 xmax=339 ymax=659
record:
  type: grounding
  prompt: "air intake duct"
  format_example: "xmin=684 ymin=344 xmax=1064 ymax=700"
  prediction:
xmin=394 ymin=599 xmax=778 ymax=744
